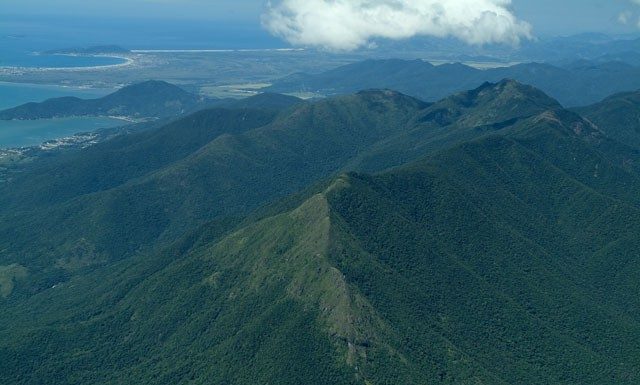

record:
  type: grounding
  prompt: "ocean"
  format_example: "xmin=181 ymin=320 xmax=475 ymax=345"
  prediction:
xmin=0 ymin=27 xmax=125 ymax=148
xmin=0 ymin=50 xmax=125 ymax=69
xmin=2 ymin=16 xmax=282 ymax=52
xmin=0 ymin=15 xmax=284 ymax=148
xmin=1 ymin=18 xmax=123 ymax=110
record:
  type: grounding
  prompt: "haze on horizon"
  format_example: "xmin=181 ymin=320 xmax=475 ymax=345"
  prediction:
xmin=4 ymin=0 xmax=640 ymax=50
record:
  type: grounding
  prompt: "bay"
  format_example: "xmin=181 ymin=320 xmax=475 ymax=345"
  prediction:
xmin=0 ymin=117 xmax=124 ymax=148
xmin=0 ymin=82 xmax=114 ymax=110
xmin=0 ymin=51 xmax=126 ymax=69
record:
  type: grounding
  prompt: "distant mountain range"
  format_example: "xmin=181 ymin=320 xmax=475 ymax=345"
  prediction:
xmin=3 ymin=80 xmax=640 ymax=384
xmin=267 ymin=58 xmax=640 ymax=107
xmin=370 ymin=33 xmax=640 ymax=64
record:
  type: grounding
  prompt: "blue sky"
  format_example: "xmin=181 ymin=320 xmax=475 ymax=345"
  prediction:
xmin=4 ymin=0 xmax=266 ymax=21
xmin=512 ymin=0 xmax=634 ymax=35
xmin=4 ymin=0 xmax=640 ymax=45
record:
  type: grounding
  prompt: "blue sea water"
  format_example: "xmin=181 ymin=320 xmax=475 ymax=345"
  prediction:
xmin=2 ymin=15 xmax=283 ymax=52
xmin=0 ymin=16 xmax=280 ymax=110
xmin=0 ymin=117 xmax=124 ymax=148
xmin=0 ymin=51 xmax=125 ymax=69
xmin=0 ymin=82 xmax=120 ymax=149
xmin=0 ymin=82 xmax=114 ymax=110
xmin=0 ymin=15 xmax=284 ymax=148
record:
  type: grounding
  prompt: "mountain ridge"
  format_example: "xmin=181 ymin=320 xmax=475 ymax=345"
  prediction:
xmin=573 ymin=89 xmax=640 ymax=149
xmin=5 ymin=113 xmax=640 ymax=383
xmin=3 ymin=80 xmax=640 ymax=384
xmin=0 ymin=81 xmax=596 ymax=277
xmin=0 ymin=80 xmax=204 ymax=120
xmin=267 ymin=59 xmax=640 ymax=107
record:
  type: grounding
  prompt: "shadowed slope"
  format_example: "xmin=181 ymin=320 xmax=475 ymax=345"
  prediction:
xmin=4 ymin=109 xmax=640 ymax=383
xmin=574 ymin=90 xmax=640 ymax=149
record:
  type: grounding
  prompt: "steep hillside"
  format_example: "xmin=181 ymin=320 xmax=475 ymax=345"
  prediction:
xmin=345 ymin=79 xmax=562 ymax=171
xmin=0 ymin=107 xmax=278 ymax=209
xmin=3 ymin=109 xmax=640 ymax=384
xmin=0 ymin=82 xmax=605 ymax=292
xmin=0 ymin=90 xmax=428 ymax=281
xmin=0 ymin=194 xmax=362 ymax=385
xmin=574 ymin=90 xmax=640 ymax=149
xmin=0 ymin=80 xmax=204 ymax=120
xmin=211 ymin=93 xmax=303 ymax=110
xmin=319 ymin=136 xmax=640 ymax=383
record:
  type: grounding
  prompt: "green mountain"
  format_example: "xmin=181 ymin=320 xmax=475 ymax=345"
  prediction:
xmin=211 ymin=93 xmax=303 ymax=110
xmin=0 ymin=90 xmax=427 ymax=278
xmin=0 ymin=81 xmax=560 ymax=280
xmin=0 ymin=80 xmax=204 ymax=120
xmin=344 ymin=79 xmax=561 ymax=172
xmin=267 ymin=59 xmax=640 ymax=106
xmin=3 ymin=92 xmax=640 ymax=383
xmin=3 ymin=81 xmax=640 ymax=384
xmin=573 ymin=90 xmax=640 ymax=149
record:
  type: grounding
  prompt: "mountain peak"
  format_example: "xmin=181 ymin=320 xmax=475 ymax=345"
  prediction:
xmin=450 ymin=79 xmax=560 ymax=108
xmin=111 ymin=80 xmax=191 ymax=97
xmin=355 ymin=89 xmax=430 ymax=108
xmin=417 ymin=79 xmax=562 ymax=129
xmin=505 ymin=108 xmax=604 ymax=144
xmin=472 ymin=78 xmax=557 ymax=101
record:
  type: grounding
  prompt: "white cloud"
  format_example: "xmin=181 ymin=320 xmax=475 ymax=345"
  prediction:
xmin=619 ymin=10 xmax=632 ymax=24
xmin=618 ymin=1 xmax=640 ymax=28
xmin=262 ymin=0 xmax=532 ymax=51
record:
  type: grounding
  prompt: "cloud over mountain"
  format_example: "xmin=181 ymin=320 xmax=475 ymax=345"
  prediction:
xmin=619 ymin=0 xmax=640 ymax=28
xmin=262 ymin=0 xmax=532 ymax=50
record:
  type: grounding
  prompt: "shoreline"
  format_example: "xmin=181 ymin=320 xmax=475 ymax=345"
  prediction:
xmin=130 ymin=48 xmax=304 ymax=53
xmin=0 ymin=53 xmax=140 ymax=74
xmin=1 ymin=115 xmax=142 ymax=124
xmin=0 ymin=48 xmax=303 ymax=74
xmin=0 ymin=116 xmax=126 ymax=151
xmin=0 ymin=80 xmax=116 ymax=91
xmin=0 ymin=81 xmax=117 ymax=110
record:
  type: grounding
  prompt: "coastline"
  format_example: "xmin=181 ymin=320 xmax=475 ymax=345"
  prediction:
xmin=0 ymin=53 xmax=140 ymax=74
xmin=130 ymin=48 xmax=304 ymax=53
xmin=0 ymin=116 xmax=126 ymax=150
xmin=0 ymin=81 xmax=116 ymax=110
xmin=0 ymin=80 xmax=115 ymax=91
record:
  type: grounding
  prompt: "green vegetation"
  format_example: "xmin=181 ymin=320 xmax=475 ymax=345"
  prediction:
xmin=0 ymin=89 xmax=429 ymax=272
xmin=212 ymin=92 xmax=303 ymax=110
xmin=573 ymin=90 xmax=640 ymax=149
xmin=0 ymin=264 xmax=27 ymax=298
xmin=0 ymin=80 xmax=204 ymax=120
xmin=2 ymin=81 xmax=640 ymax=383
